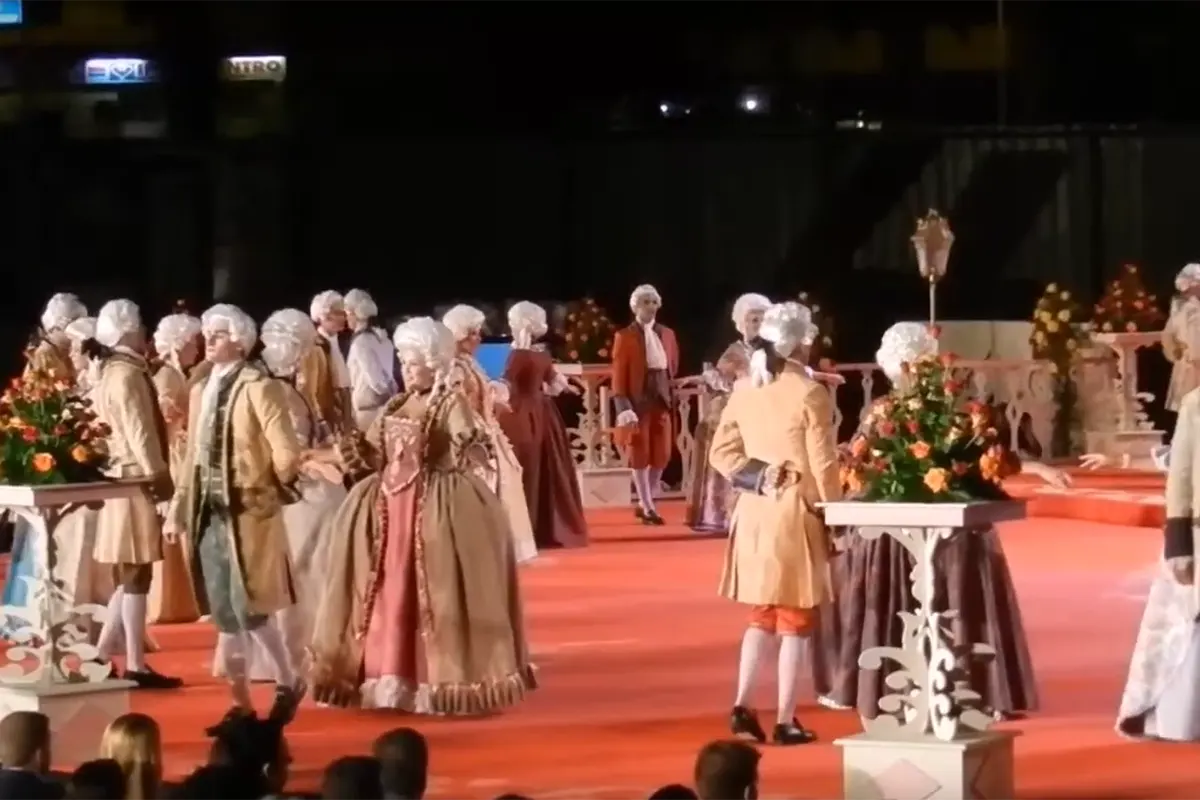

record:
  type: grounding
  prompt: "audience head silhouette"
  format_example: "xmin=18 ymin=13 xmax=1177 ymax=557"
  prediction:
xmin=322 ymin=756 xmax=384 ymax=800
xmin=67 ymin=759 xmax=126 ymax=800
xmin=693 ymin=740 xmax=760 ymax=800
xmin=648 ymin=784 xmax=699 ymax=800
xmin=0 ymin=710 xmax=52 ymax=772
xmin=99 ymin=713 xmax=162 ymax=800
xmin=372 ymin=727 xmax=428 ymax=799
xmin=170 ymin=764 xmax=261 ymax=800
xmin=206 ymin=713 xmax=288 ymax=795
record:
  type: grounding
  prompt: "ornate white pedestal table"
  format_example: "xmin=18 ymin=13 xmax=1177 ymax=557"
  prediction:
xmin=0 ymin=481 xmax=143 ymax=765
xmin=557 ymin=363 xmax=633 ymax=509
xmin=820 ymin=500 xmax=1026 ymax=800
xmin=1084 ymin=331 xmax=1164 ymax=467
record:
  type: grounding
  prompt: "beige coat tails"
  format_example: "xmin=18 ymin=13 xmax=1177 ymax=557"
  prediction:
xmin=708 ymin=372 xmax=841 ymax=610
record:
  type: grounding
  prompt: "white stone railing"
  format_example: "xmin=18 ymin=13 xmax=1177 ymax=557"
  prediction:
xmin=558 ymin=358 xmax=1059 ymax=499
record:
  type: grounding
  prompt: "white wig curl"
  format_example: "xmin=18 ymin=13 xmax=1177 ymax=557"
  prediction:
xmin=876 ymin=322 xmax=939 ymax=382
xmin=1177 ymin=263 xmax=1200 ymax=293
xmin=629 ymin=284 xmax=662 ymax=311
xmin=441 ymin=304 xmax=486 ymax=341
xmin=309 ymin=290 xmax=344 ymax=322
xmin=507 ymin=301 xmax=548 ymax=348
xmin=94 ymin=299 xmax=143 ymax=348
xmin=41 ymin=292 xmax=88 ymax=333
xmin=201 ymin=303 xmax=258 ymax=351
xmin=260 ymin=308 xmax=317 ymax=376
xmin=393 ymin=317 xmax=457 ymax=372
xmin=731 ymin=293 xmax=771 ymax=334
xmin=153 ymin=313 xmax=202 ymax=358
xmin=64 ymin=316 xmax=96 ymax=344
xmin=343 ymin=289 xmax=378 ymax=320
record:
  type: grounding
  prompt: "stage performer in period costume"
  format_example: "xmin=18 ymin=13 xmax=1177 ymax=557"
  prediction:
xmin=611 ymin=284 xmax=679 ymax=525
xmin=25 ymin=292 xmax=88 ymax=383
xmin=147 ymin=310 xmax=204 ymax=625
xmin=1116 ymin=388 xmax=1200 ymax=740
xmin=89 ymin=300 xmax=181 ymax=689
xmin=442 ymin=304 xmax=537 ymax=564
xmin=708 ymin=301 xmax=839 ymax=746
xmin=820 ymin=322 xmax=1064 ymax=721
xmin=163 ymin=303 xmax=307 ymax=723
xmin=501 ymin=301 xmax=588 ymax=550
xmin=220 ymin=308 xmax=348 ymax=681
xmin=298 ymin=290 xmax=352 ymax=437
xmin=344 ymin=289 xmax=398 ymax=431
xmin=307 ymin=317 xmax=536 ymax=713
xmin=1163 ymin=263 xmax=1200 ymax=413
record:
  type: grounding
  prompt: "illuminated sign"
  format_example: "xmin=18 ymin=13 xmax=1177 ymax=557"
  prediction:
xmin=83 ymin=57 xmax=152 ymax=85
xmin=223 ymin=55 xmax=287 ymax=82
xmin=0 ymin=0 xmax=22 ymax=25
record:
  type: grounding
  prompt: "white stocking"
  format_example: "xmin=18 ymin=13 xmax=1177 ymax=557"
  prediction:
xmin=121 ymin=593 xmax=147 ymax=672
xmin=734 ymin=627 xmax=773 ymax=707
xmin=95 ymin=587 xmax=125 ymax=659
xmin=649 ymin=467 xmax=664 ymax=497
xmin=632 ymin=469 xmax=655 ymax=513
xmin=248 ymin=621 xmax=296 ymax=687
xmin=777 ymin=634 xmax=806 ymax=725
xmin=218 ymin=631 xmax=253 ymax=708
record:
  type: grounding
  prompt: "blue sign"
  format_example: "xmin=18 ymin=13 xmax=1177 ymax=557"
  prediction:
xmin=0 ymin=1 xmax=21 ymax=26
xmin=83 ymin=58 xmax=153 ymax=85
xmin=475 ymin=343 xmax=513 ymax=382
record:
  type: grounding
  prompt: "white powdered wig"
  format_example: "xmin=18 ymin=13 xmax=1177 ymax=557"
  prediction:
xmin=343 ymin=288 xmax=378 ymax=320
xmin=1177 ymin=263 xmax=1200 ymax=293
xmin=201 ymin=303 xmax=258 ymax=351
xmin=309 ymin=290 xmax=344 ymax=322
xmin=393 ymin=317 xmax=457 ymax=372
xmin=441 ymin=304 xmax=486 ymax=341
xmin=749 ymin=302 xmax=819 ymax=386
xmin=63 ymin=316 xmax=97 ymax=344
xmin=260 ymin=308 xmax=318 ymax=376
xmin=41 ymin=292 xmax=88 ymax=333
xmin=876 ymin=322 xmax=939 ymax=382
xmin=507 ymin=301 xmax=548 ymax=349
xmin=730 ymin=292 xmax=771 ymax=334
xmin=94 ymin=299 xmax=143 ymax=348
xmin=629 ymin=284 xmax=662 ymax=310
xmin=153 ymin=313 xmax=202 ymax=358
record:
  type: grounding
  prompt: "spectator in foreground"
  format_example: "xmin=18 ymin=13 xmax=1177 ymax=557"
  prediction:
xmin=693 ymin=740 xmax=760 ymax=800
xmin=321 ymin=756 xmax=383 ymax=800
xmin=371 ymin=728 xmax=428 ymax=800
xmin=98 ymin=713 xmax=162 ymax=800
xmin=170 ymin=765 xmax=261 ymax=800
xmin=66 ymin=760 xmax=125 ymax=800
xmin=205 ymin=713 xmax=288 ymax=797
xmin=648 ymin=785 xmax=699 ymax=800
xmin=0 ymin=710 xmax=62 ymax=799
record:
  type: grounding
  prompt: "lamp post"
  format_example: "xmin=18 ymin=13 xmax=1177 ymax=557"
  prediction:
xmin=911 ymin=210 xmax=955 ymax=326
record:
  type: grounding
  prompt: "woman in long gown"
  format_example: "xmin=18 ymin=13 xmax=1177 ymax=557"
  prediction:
xmin=501 ymin=301 xmax=587 ymax=550
xmin=307 ymin=317 xmax=536 ymax=713
xmin=820 ymin=322 xmax=1066 ymax=720
xmin=214 ymin=308 xmax=348 ymax=682
xmin=147 ymin=310 xmax=204 ymax=624
xmin=441 ymin=304 xmax=537 ymax=564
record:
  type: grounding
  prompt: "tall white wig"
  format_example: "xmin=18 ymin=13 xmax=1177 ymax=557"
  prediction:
xmin=441 ymin=304 xmax=486 ymax=341
xmin=260 ymin=308 xmax=317 ymax=376
xmin=343 ymin=288 xmax=378 ymax=320
xmin=94 ymin=299 xmax=143 ymax=348
xmin=730 ymin=293 xmax=771 ymax=335
xmin=393 ymin=317 xmax=457 ymax=373
xmin=1177 ymin=263 xmax=1200 ymax=293
xmin=629 ymin=284 xmax=662 ymax=311
xmin=507 ymin=301 xmax=548 ymax=349
xmin=749 ymin=302 xmax=818 ymax=386
xmin=41 ymin=292 xmax=88 ymax=333
xmin=876 ymin=322 xmax=938 ymax=382
xmin=201 ymin=303 xmax=258 ymax=352
xmin=63 ymin=316 xmax=96 ymax=344
xmin=309 ymin=290 xmax=344 ymax=322
xmin=153 ymin=313 xmax=202 ymax=359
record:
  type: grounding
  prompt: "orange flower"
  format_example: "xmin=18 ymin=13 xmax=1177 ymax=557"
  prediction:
xmin=923 ymin=467 xmax=950 ymax=493
xmin=979 ymin=452 xmax=1000 ymax=482
xmin=909 ymin=441 xmax=931 ymax=459
xmin=598 ymin=348 xmax=609 ymax=358
xmin=850 ymin=436 xmax=869 ymax=458
xmin=568 ymin=350 xmax=579 ymax=360
xmin=31 ymin=452 xmax=55 ymax=473
xmin=20 ymin=427 xmax=37 ymax=444
xmin=70 ymin=444 xmax=90 ymax=464
xmin=951 ymin=461 xmax=969 ymax=476
xmin=840 ymin=467 xmax=863 ymax=493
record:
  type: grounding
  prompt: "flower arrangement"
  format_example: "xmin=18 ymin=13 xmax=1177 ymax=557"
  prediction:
xmin=840 ymin=353 xmax=1019 ymax=502
xmin=1092 ymin=264 xmax=1163 ymax=333
xmin=1029 ymin=282 xmax=1085 ymax=374
xmin=0 ymin=357 xmax=110 ymax=485
xmin=796 ymin=290 xmax=835 ymax=366
xmin=554 ymin=297 xmax=617 ymax=364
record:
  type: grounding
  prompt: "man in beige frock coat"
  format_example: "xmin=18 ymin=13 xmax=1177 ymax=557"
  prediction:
xmin=90 ymin=299 xmax=182 ymax=689
xmin=708 ymin=301 xmax=840 ymax=747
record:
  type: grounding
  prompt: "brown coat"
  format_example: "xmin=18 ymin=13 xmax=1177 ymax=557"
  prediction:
xmin=708 ymin=371 xmax=841 ymax=609
xmin=610 ymin=322 xmax=680 ymax=412
xmin=298 ymin=340 xmax=352 ymax=433
xmin=93 ymin=352 xmax=171 ymax=565
xmin=166 ymin=364 xmax=302 ymax=616
xmin=24 ymin=337 xmax=74 ymax=383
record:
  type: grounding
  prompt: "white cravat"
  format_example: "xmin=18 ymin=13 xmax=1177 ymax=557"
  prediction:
xmin=199 ymin=361 xmax=240 ymax=433
xmin=642 ymin=322 xmax=668 ymax=370
xmin=322 ymin=331 xmax=351 ymax=389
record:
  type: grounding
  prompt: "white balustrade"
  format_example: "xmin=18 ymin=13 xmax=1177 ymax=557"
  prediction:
xmin=1084 ymin=331 xmax=1164 ymax=466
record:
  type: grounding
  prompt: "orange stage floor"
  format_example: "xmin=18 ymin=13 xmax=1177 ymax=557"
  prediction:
xmin=27 ymin=475 xmax=1190 ymax=797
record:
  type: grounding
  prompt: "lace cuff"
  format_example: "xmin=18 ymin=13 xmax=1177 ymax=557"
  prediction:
xmin=337 ymin=432 xmax=379 ymax=482
xmin=454 ymin=427 xmax=495 ymax=469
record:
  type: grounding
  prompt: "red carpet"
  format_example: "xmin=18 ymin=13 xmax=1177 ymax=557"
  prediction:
xmin=12 ymin=480 xmax=1189 ymax=798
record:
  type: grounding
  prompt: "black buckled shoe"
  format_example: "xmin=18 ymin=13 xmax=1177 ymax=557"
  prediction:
xmin=772 ymin=719 xmax=817 ymax=746
xmin=731 ymin=706 xmax=767 ymax=743
xmin=268 ymin=679 xmax=307 ymax=725
xmin=123 ymin=666 xmax=183 ymax=690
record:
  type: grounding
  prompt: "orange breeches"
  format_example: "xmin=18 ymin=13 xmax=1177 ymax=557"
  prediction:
xmin=621 ymin=406 xmax=673 ymax=470
xmin=748 ymin=604 xmax=818 ymax=636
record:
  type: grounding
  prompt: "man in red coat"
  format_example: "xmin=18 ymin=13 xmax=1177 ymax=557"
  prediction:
xmin=610 ymin=284 xmax=679 ymax=525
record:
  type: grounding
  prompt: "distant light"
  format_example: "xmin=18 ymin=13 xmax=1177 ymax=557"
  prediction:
xmin=741 ymin=95 xmax=760 ymax=112
xmin=658 ymin=101 xmax=691 ymax=119
xmin=659 ymin=103 xmax=670 ymax=115
xmin=224 ymin=55 xmax=287 ymax=82
xmin=84 ymin=58 xmax=152 ymax=86
xmin=0 ymin=0 xmax=22 ymax=26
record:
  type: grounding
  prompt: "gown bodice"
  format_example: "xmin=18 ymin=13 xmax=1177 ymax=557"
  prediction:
xmin=504 ymin=349 xmax=551 ymax=398
xmin=381 ymin=413 xmax=425 ymax=494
